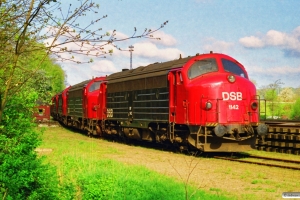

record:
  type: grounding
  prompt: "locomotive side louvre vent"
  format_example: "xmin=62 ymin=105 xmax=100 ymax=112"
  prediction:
xmin=156 ymin=89 xmax=160 ymax=99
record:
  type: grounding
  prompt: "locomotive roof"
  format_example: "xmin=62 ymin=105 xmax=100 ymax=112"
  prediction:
xmin=107 ymin=55 xmax=194 ymax=83
xmin=68 ymin=77 xmax=104 ymax=92
xmin=68 ymin=79 xmax=91 ymax=92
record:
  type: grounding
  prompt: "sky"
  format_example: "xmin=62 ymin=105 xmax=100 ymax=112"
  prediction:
xmin=52 ymin=0 xmax=300 ymax=89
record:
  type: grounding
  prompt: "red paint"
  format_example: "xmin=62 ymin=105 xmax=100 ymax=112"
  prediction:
xmin=34 ymin=105 xmax=50 ymax=122
xmin=58 ymin=86 xmax=71 ymax=117
xmin=97 ymin=81 xmax=107 ymax=119
xmin=84 ymin=77 xmax=106 ymax=119
xmin=168 ymin=53 xmax=258 ymax=126
xmin=50 ymin=94 xmax=59 ymax=119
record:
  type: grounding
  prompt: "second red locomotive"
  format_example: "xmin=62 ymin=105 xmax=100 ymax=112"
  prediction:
xmin=51 ymin=52 xmax=268 ymax=152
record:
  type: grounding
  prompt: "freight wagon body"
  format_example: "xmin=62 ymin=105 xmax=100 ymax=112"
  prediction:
xmin=50 ymin=94 xmax=59 ymax=120
xmin=104 ymin=52 xmax=267 ymax=152
xmin=34 ymin=105 xmax=51 ymax=122
xmin=57 ymin=86 xmax=71 ymax=125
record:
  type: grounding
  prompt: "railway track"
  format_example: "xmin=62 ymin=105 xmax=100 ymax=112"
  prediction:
xmin=36 ymin=120 xmax=60 ymax=127
xmin=214 ymin=154 xmax=300 ymax=170
xmin=256 ymin=120 xmax=300 ymax=155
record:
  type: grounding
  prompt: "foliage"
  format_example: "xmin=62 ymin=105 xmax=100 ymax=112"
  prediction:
xmin=290 ymin=98 xmax=300 ymax=120
xmin=260 ymin=101 xmax=293 ymax=119
xmin=77 ymin=159 xmax=215 ymax=200
xmin=259 ymin=80 xmax=284 ymax=118
xmin=0 ymin=0 xmax=167 ymax=122
xmin=0 ymin=1 xmax=167 ymax=199
xmin=278 ymin=87 xmax=295 ymax=102
xmin=0 ymin=91 xmax=59 ymax=199
xmin=294 ymin=87 xmax=300 ymax=99
xmin=39 ymin=127 xmax=229 ymax=200
xmin=264 ymin=89 xmax=278 ymax=101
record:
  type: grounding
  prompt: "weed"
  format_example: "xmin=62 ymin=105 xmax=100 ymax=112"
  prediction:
xmin=265 ymin=188 xmax=276 ymax=192
xmin=39 ymin=127 xmax=230 ymax=200
xmin=251 ymin=180 xmax=260 ymax=184
xmin=251 ymin=186 xmax=263 ymax=191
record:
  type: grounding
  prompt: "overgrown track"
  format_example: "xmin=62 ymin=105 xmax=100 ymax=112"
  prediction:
xmin=256 ymin=120 xmax=300 ymax=155
xmin=213 ymin=154 xmax=300 ymax=170
xmin=36 ymin=120 xmax=60 ymax=127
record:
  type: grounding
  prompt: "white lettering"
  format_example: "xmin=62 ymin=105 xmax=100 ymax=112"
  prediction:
xmin=237 ymin=92 xmax=242 ymax=100
xmin=230 ymin=92 xmax=236 ymax=100
xmin=222 ymin=92 xmax=243 ymax=101
xmin=229 ymin=105 xmax=239 ymax=110
xmin=107 ymin=108 xmax=113 ymax=118
xmin=222 ymin=92 xmax=229 ymax=100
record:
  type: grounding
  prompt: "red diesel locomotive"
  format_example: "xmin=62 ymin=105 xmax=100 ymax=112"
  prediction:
xmin=51 ymin=52 xmax=268 ymax=152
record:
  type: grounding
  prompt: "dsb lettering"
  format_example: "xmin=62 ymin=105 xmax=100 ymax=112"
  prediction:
xmin=222 ymin=92 xmax=242 ymax=101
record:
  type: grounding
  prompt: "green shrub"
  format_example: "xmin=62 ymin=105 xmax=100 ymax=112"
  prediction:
xmin=75 ymin=159 xmax=226 ymax=200
xmin=290 ymin=98 xmax=300 ymax=120
xmin=0 ymin=92 xmax=59 ymax=199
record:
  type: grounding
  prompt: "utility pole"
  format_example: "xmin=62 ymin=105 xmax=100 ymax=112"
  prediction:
xmin=129 ymin=45 xmax=134 ymax=70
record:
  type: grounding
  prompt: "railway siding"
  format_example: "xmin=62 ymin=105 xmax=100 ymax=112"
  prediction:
xmin=256 ymin=121 xmax=300 ymax=155
xmin=214 ymin=154 xmax=300 ymax=170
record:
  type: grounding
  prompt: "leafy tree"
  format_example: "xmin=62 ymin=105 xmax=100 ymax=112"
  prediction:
xmin=0 ymin=0 xmax=167 ymax=198
xmin=259 ymin=79 xmax=283 ymax=119
xmin=0 ymin=89 xmax=59 ymax=199
xmin=290 ymin=98 xmax=300 ymax=120
xmin=0 ymin=0 xmax=167 ymax=122
xmin=294 ymin=86 xmax=300 ymax=99
xmin=278 ymin=87 xmax=295 ymax=102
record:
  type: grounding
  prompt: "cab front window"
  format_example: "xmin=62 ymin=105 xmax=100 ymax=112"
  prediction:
xmin=89 ymin=81 xmax=101 ymax=92
xmin=222 ymin=59 xmax=248 ymax=78
xmin=188 ymin=58 xmax=218 ymax=79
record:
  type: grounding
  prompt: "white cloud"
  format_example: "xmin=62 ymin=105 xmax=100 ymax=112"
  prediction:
xmin=111 ymin=31 xmax=129 ymax=40
xmin=246 ymin=64 xmax=300 ymax=88
xmin=45 ymin=28 xmax=184 ymax=84
xmin=90 ymin=60 xmax=118 ymax=73
xmin=247 ymin=65 xmax=300 ymax=75
xmin=202 ymin=38 xmax=234 ymax=53
xmin=134 ymin=42 xmax=184 ymax=60
xmin=239 ymin=36 xmax=264 ymax=48
xmin=150 ymin=30 xmax=177 ymax=46
xmin=239 ymin=26 xmax=300 ymax=54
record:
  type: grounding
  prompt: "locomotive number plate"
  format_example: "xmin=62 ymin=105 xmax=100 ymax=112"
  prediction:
xmin=228 ymin=105 xmax=239 ymax=110
xmin=107 ymin=108 xmax=113 ymax=118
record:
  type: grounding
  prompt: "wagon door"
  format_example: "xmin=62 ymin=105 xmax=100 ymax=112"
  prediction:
xmin=98 ymin=82 xmax=107 ymax=119
xmin=82 ymin=85 xmax=88 ymax=118
xmin=169 ymin=69 xmax=186 ymax=124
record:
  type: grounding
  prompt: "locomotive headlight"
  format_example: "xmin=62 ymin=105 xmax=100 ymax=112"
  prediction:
xmin=205 ymin=101 xmax=212 ymax=110
xmin=227 ymin=74 xmax=236 ymax=83
xmin=251 ymin=102 xmax=258 ymax=110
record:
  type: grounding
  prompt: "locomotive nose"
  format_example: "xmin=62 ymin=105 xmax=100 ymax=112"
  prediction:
xmin=257 ymin=124 xmax=268 ymax=136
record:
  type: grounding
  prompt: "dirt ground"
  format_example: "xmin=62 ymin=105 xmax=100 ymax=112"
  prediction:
xmin=98 ymin=140 xmax=300 ymax=200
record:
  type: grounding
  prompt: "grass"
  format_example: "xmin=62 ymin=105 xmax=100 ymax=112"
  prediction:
xmin=244 ymin=149 xmax=300 ymax=161
xmin=38 ymin=126 xmax=230 ymax=200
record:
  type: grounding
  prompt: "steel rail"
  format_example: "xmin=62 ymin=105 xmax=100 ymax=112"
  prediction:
xmin=246 ymin=154 xmax=300 ymax=164
xmin=213 ymin=156 xmax=300 ymax=170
